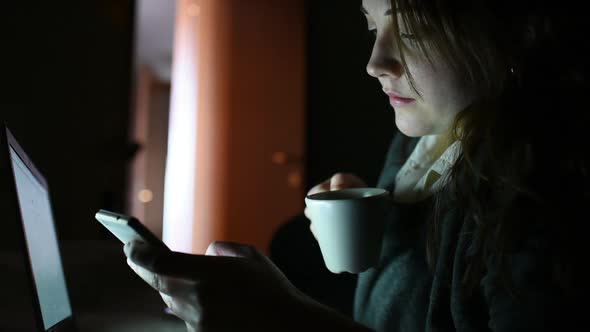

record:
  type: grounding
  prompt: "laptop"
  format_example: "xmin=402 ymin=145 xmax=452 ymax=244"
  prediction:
xmin=0 ymin=126 xmax=76 ymax=331
xmin=1 ymin=126 xmax=186 ymax=331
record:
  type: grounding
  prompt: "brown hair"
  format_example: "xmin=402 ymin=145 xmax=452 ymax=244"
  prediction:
xmin=389 ymin=0 xmax=588 ymax=297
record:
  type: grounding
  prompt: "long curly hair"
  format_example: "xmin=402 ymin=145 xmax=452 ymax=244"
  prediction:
xmin=388 ymin=0 xmax=589 ymax=296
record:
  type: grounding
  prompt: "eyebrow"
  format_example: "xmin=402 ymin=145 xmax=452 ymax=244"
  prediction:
xmin=360 ymin=6 xmax=393 ymax=16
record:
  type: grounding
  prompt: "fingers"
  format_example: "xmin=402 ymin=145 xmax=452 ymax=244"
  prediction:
xmin=124 ymin=241 xmax=246 ymax=280
xmin=124 ymin=241 xmax=164 ymax=270
xmin=329 ymin=172 xmax=367 ymax=190
xmin=306 ymin=173 xmax=367 ymax=197
xmin=305 ymin=173 xmax=366 ymax=239
xmin=126 ymin=258 xmax=196 ymax=296
xmin=307 ymin=179 xmax=331 ymax=196
xmin=205 ymin=241 xmax=258 ymax=258
xmin=305 ymin=173 xmax=367 ymax=219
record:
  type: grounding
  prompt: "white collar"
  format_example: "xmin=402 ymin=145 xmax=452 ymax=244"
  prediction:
xmin=393 ymin=133 xmax=461 ymax=204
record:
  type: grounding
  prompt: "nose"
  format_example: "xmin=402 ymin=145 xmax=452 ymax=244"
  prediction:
xmin=366 ymin=34 xmax=403 ymax=79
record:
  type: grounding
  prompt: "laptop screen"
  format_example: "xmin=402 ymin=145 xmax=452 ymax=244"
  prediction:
xmin=9 ymin=145 xmax=72 ymax=330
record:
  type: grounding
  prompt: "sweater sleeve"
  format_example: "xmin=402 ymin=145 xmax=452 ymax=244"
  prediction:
xmin=353 ymin=133 xmax=433 ymax=331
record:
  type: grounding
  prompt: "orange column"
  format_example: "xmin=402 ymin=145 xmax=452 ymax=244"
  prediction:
xmin=164 ymin=0 xmax=306 ymax=255
xmin=163 ymin=0 xmax=230 ymax=254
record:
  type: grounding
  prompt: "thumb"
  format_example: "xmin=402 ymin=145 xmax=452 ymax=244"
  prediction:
xmin=205 ymin=241 xmax=258 ymax=258
xmin=330 ymin=172 xmax=366 ymax=190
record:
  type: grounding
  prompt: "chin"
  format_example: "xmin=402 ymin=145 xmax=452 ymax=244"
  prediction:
xmin=394 ymin=112 xmax=432 ymax=137
xmin=397 ymin=126 xmax=425 ymax=137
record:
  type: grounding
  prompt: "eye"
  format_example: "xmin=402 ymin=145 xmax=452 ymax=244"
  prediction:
xmin=368 ymin=28 xmax=378 ymax=37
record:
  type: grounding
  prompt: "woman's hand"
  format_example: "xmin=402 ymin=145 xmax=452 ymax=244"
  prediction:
xmin=304 ymin=172 xmax=367 ymax=240
xmin=123 ymin=240 xmax=306 ymax=332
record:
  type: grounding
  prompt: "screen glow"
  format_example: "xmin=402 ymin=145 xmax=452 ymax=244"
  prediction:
xmin=10 ymin=146 xmax=72 ymax=329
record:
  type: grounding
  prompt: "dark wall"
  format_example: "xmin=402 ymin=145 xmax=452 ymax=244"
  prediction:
xmin=305 ymin=1 xmax=395 ymax=190
xmin=1 ymin=0 xmax=394 ymax=249
xmin=2 ymin=1 xmax=135 ymax=247
xmin=270 ymin=1 xmax=396 ymax=317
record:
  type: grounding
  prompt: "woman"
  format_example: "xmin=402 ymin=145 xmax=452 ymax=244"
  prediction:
xmin=124 ymin=0 xmax=588 ymax=331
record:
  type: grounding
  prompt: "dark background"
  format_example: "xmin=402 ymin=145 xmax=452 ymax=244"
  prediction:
xmin=0 ymin=0 xmax=395 ymax=324
xmin=2 ymin=1 xmax=135 ymax=247
xmin=306 ymin=1 xmax=393 ymax=188
xmin=1 ymin=0 xmax=394 ymax=246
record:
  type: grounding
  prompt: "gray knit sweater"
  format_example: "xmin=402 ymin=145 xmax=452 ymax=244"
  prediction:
xmin=353 ymin=133 xmax=582 ymax=331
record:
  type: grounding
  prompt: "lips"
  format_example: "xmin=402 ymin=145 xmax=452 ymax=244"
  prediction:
xmin=384 ymin=91 xmax=415 ymax=107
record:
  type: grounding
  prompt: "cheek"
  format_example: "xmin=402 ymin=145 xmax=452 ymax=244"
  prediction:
xmin=410 ymin=64 xmax=474 ymax=132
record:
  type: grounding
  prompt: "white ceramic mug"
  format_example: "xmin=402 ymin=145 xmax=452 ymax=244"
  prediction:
xmin=305 ymin=188 xmax=391 ymax=274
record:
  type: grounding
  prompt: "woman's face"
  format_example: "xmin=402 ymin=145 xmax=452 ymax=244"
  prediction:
xmin=362 ymin=0 xmax=475 ymax=137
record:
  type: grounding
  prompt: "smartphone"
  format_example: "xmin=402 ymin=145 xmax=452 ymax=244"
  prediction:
xmin=95 ymin=209 xmax=170 ymax=250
